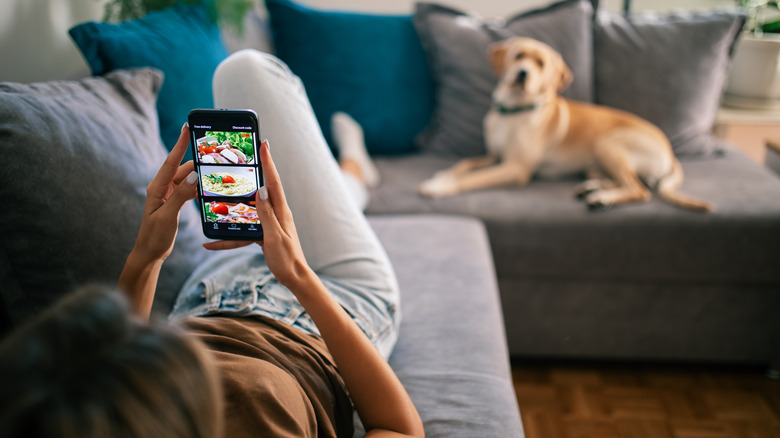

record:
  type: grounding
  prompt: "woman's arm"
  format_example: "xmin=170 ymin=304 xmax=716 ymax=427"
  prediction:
xmin=289 ymin=271 xmax=424 ymax=438
xmin=117 ymin=124 xmax=198 ymax=319
xmin=206 ymin=141 xmax=424 ymax=437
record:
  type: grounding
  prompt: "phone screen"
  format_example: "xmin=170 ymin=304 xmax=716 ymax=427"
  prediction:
xmin=188 ymin=109 xmax=263 ymax=241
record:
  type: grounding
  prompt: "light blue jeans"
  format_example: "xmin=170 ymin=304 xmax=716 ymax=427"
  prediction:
xmin=169 ymin=50 xmax=400 ymax=359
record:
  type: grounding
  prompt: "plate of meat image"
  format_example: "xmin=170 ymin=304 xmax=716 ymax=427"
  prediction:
xmin=205 ymin=201 xmax=260 ymax=224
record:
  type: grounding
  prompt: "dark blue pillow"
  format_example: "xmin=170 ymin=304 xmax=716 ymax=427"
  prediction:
xmin=69 ymin=4 xmax=228 ymax=158
xmin=266 ymin=0 xmax=434 ymax=156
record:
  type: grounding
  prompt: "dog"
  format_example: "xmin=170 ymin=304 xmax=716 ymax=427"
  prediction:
xmin=419 ymin=37 xmax=712 ymax=212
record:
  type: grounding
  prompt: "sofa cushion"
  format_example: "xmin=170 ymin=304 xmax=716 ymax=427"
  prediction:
xmin=367 ymin=148 xmax=780 ymax=287
xmin=69 ymin=3 xmax=228 ymax=158
xmin=368 ymin=215 xmax=524 ymax=437
xmin=0 ymin=68 xmax=210 ymax=329
xmin=265 ymin=0 xmax=434 ymax=156
xmin=413 ymin=0 xmax=594 ymax=158
xmin=594 ymin=9 xmax=745 ymax=157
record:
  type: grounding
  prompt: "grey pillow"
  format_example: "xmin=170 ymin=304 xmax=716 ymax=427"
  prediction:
xmin=0 ymin=68 xmax=210 ymax=328
xmin=414 ymin=0 xmax=594 ymax=157
xmin=594 ymin=9 xmax=745 ymax=157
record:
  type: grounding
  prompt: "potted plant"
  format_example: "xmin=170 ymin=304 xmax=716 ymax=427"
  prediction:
xmin=725 ymin=1 xmax=780 ymax=109
xmin=102 ymin=0 xmax=253 ymax=34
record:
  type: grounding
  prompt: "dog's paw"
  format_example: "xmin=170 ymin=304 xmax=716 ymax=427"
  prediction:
xmin=573 ymin=180 xmax=600 ymax=199
xmin=584 ymin=192 xmax=613 ymax=211
xmin=419 ymin=174 xmax=459 ymax=198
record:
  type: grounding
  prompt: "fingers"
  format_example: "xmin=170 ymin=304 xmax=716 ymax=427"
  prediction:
xmin=168 ymin=122 xmax=192 ymax=168
xmin=173 ymin=160 xmax=195 ymax=185
xmin=203 ymin=240 xmax=257 ymax=251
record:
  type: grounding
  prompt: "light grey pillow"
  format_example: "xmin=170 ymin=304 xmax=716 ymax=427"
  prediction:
xmin=594 ymin=9 xmax=745 ymax=157
xmin=0 ymin=68 xmax=210 ymax=328
xmin=414 ymin=0 xmax=594 ymax=157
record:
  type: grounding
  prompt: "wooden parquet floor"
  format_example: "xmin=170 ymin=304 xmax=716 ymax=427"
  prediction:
xmin=511 ymin=360 xmax=780 ymax=438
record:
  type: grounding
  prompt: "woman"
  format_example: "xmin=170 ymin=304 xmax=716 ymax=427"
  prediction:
xmin=0 ymin=50 xmax=423 ymax=438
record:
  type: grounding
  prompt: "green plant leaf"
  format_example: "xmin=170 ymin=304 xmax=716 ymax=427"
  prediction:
xmin=101 ymin=0 xmax=251 ymax=34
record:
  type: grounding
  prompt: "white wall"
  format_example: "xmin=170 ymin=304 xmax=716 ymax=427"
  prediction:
xmin=0 ymin=0 xmax=110 ymax=82
xmin=0 ymin=0 xmax=734 ymax=83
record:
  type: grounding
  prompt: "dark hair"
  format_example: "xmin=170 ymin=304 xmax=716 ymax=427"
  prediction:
xmin=0 ymin=285 xmax=222 ymax=438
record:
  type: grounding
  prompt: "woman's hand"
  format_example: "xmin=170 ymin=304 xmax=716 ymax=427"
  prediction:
xmin=203 ymin=140 xmax=316 ymax=291
xmin=117 ymin=123 xmax=198 ymax=318
xmin=133 ymin=123 xmax=198 ymax=262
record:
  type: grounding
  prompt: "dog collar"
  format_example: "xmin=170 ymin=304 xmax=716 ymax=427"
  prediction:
xmin=493 ymin=102 xmax=539 ymax=114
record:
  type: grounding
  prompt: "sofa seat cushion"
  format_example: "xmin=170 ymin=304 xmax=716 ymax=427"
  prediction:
xmin=367 ymin=215 xmax=524 ymax=437
xmin=366 ymin=147 xmax=780 ymax=287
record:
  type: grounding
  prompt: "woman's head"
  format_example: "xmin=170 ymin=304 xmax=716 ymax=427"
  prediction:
xmin=0 ymin=285 xmax=222 ymax=438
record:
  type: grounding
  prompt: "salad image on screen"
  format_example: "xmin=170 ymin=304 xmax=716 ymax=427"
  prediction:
xmin=204 ymin=201 xmax=260 ymax=224
xmin=196 ymin=131 xmax=255 ymax=164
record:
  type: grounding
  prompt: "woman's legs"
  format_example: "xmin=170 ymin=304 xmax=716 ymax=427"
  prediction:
xmin=211 ymin=50 xmax=399 ymax=354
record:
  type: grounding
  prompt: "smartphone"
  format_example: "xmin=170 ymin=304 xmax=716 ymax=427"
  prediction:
xmin=188 ymin=109 xmax=263 ymax=240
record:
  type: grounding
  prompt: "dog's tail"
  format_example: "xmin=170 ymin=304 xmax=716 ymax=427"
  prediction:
xmin=656 ymin=159 xmax=713 ymax=212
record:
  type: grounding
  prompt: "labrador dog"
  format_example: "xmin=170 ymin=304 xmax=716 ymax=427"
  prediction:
xmin=419 ymin=37 xmax=711 ymax=212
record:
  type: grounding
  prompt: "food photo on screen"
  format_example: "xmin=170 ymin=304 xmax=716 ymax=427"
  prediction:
xmin=196 ymin=130 xmax=255 ymax=164
xmin=199 ymin=166 xmax=258 ymax=197
xmin=204 ymin=201 xmax=260 ymax=224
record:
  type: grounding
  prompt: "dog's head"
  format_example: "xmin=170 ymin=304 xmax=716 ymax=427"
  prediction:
xmin=489 ymin=37 xmax=573 ymax=104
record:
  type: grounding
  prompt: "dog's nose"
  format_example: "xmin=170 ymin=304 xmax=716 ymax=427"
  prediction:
xmin=515 ymin=69 xmax=528 ymax=85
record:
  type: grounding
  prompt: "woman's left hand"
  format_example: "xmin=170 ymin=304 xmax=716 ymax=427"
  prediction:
xmin=133 ymin=123 xmax=198 ymax=263
xmin=202 ymin=140 xmax=315 ymax=291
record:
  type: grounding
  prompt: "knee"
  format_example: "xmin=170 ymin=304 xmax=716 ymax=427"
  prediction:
xmin=213 ymin=49 xmax=295 ymax=90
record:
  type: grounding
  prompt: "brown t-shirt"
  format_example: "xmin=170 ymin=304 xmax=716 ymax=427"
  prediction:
xmin=183 ymin=316 xmax=354 ymax=438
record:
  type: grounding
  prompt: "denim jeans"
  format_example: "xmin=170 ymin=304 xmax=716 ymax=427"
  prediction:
xmin=169 ymin=50 xmax=400 ymax=359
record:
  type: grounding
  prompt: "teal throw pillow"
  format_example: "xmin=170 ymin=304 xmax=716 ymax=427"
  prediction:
xmin=265 ymin=0 xmax=435 ymax=156
xmin=69 ymin=4 xmax=228 ymax=159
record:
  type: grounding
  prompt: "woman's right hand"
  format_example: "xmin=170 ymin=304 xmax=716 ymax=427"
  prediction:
xmin=203 ymin=140 xmax=316 ymax=291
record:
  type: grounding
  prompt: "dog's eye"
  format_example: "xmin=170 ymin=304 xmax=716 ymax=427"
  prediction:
xmin=515 ymin=52 xmax=525 ymax=60
xmin=536 ymin=59 xmax=544 ymax=68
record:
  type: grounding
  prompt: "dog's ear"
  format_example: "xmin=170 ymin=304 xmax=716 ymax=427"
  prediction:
xmin=557 ymin=58 xmax=574 ymax=92
xmin=488 ymin=41 xmax=508 ymax=77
